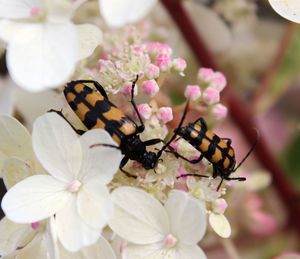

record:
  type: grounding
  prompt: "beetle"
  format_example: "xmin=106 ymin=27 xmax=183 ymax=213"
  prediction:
xmin=167 ymin=102 xmax=258 ymax=189
xmin=59 ymin=76 xmax=172 ymax=176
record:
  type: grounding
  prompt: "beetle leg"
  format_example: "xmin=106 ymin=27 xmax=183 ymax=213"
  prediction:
xmin=119 ymin=157 xmax=137 ymax=179
xmin=129 ymin=75 xmax=145 ymax=133
xmin=167 ymin=148 xmax=204 ymax=164
xmin=176 ymin=173 xmax=209 ymax=179
xmin=226 ymin=176 xmax=246 ymax=181
xmin=89 ymin=143 xmax=121 ymax=150
xmin=144 ymin=138 xmax=165 ymax=146
xmin=48 ymin=109 xmax=86 ymax=135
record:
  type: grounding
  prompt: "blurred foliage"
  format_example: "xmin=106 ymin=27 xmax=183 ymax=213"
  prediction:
xmin=282 ymin=132 xmax=300 ymax=189
xmin=267 ymin=27 xmax=300 ymax=110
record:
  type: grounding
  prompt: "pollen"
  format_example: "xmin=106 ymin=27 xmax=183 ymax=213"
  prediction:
xmin=163 ymin=234 xmax=177 ymax=248
xmin=67 ymin=180 xmax=82 ymax=193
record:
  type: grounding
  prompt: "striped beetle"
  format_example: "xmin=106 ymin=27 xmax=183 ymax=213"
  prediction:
xmin=58 ymin=76 xmax=171 ymax=176
xmin=168 ymin=102 xmax=258 ymax=189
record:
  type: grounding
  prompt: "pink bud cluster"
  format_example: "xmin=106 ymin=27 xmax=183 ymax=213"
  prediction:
xmin=184 ymin=67 xmax=228 ymax=120
xmin=137 ymin=104 xmax=173 ymax=124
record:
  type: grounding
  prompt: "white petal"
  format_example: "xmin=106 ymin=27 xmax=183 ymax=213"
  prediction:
xmin=209 ymin=213 xmax=231 ymax=238
xmin=55 ymin=197 xmax=101 ymax=252
xmin=79 ymin=129 xmax=122 ymax=183
xmin=0 ymin=77 xmax=14 ymax=115
xmin=6 ymin=22 xmax=79 ymax=91
xmin=123 ymin=243 xmax=171 ymax=259
xmin=46 ymin=217 xmax=59 ymax=259
xmin=0 ymin=0 xmax=43 ymax=19
xmin=0 ymin=217 xmax=30 ymax=256
xmin=32 ymin=113 xmax=82 ymax=182
xmin=268 ymin=0 xmax=300 ymax=23
xmin=165 ymin=190 xmax=207 ymax=245
xmin=15 ymin=232 xmax=49 ymax=259
xmin=0 ymin=115 xmax=33 ymax=166
xmin=177 ymin=243 xmax=207 ymax=259
xmin=13 ymin=88 xmax=66 ymax=132
xmin=100 ymin=0 xmax=157 ymax=27
xmin=59 ymin=236 xmax=116 ymax=259
xmin=77 ymin=24 xmax=102 ymax=60
xmin=109 ymin=187 xmax=169 ymax=244
xmin=77 ymin=182 xmax=113 ymax=229
xmin=2 ymin=157 xmax=35 ymax=189
xmin=1 ymin=175 xmax=71 ymax=223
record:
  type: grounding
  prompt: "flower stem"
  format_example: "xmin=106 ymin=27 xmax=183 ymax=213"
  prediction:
xmin=161 ymin=0 xmax=300 ymax=235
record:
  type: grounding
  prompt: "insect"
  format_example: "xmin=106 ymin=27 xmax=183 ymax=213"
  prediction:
xmin=168 ymin=102 xmax=258 ymax=189
xmin=60 ymin=76 xmax=172 ymax=176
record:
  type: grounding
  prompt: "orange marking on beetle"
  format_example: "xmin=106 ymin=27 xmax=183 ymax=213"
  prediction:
xmin=228 ymin=148 xmax=234 ymax=157
xmin=218 ymin=140 xmax=228 ymax=149
xmin=223 ymin=157 xmax=230 ymax=169
xmin=85 ymin=91 xmax=104 ymax=106
xmin=92 ymin=118 xmax=105 ymax=129
xmin=73 ymin=83 xmax=86 ymax=93
xmin=205 ymin=130 xmax=215 ymax=141
xmin=199 ymin=139 xmax=210 ymax=152
xmin=75 ymin=103 xmax=90 ymax=122
xmin=119 ymin=122 xmax=137 ymax=136
xmin=103 ymin=107 xmax=125 ymax=121
xmin=211 ymin=149 xmax=222 ymax=163
xmin=190 ymin=130 xmax=199 ymax=139
xmin=193 ymin=123 xmax=201 ymax=132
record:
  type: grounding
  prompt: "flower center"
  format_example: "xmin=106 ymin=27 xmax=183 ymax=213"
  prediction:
xmin=67 ymin=180 xmax=82 ymax=193
xmin=163 ymin=234 xmax=177 ymax=248
xmin=31 ymin=221 xmax=40 ymax=230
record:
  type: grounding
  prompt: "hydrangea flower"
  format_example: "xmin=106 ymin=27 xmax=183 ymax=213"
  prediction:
xmin=0 ymin=0 xmax=102 ymax=91
xmin=109 ymin=187 xmax=207 ymax=259
xmin=1 ymin=112 xmax=122 ymax=251
xmin=100 ymin=0 xmax=157 ymax=27
xmin=268 ymin=0 xmax=300 ymax=23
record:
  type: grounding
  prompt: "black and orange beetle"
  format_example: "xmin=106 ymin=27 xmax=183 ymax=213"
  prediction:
xmin=58 ymin=76 xmax=172 ymax=175
xmin=168 ymin=102 xmax=258 ymax=189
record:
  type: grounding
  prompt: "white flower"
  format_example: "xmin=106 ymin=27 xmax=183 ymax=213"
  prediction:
xmin=100 ymin=0 xmax=157 ymax=27
xmin=109 ymin=187 xmax=207 ymax=259
xmin=1 ymin=112 xmax=122 ymax=251
xmin=268 ymin=0 xmax=300 ymax=23
xmin=0 ymin=0 xmax=102 ymax=91
xmin=0 ymin=217 xmax=117 ymax=259
xmin=0 ymin=115 xmax=44 ymax=188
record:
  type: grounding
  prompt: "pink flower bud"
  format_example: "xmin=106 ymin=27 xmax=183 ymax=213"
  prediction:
xmin=142 ymin=79 xmax=159 ymax=97
xmin=137 ymin=104 xmax=152 ymax=119
xmin=145 ymin=64 xmax=160 ymax=79
xmin=211 ymin=104 xmax=228 ymax=120
xmin=184 ymin=85 xmax=201 ymax=101
xmin=211 ymin=72 xmax=227 ymax=91
xmin=158 ymin=107 xmax=173 ymax=123
xmin=31 ymin=222 xmax=40 ymax=230
xmin=173 ymin=58 xmax=187 ymax=74
xmin=121 ymin=81 xmax=138 ymax=97
xmin=155 ymin=53 xmax=172 ymax=72
xmin=249 ymin=211 xmax=277 ymax=236
xmin=212 ymin=198 xmax=228 ymax=214
xmin=202 ymin=86 xmax=220 ymax=105
xmin=30 ymin=7 xmax=40 ymax=17
xmin=198 ymin=67 xmax=215 ymax=82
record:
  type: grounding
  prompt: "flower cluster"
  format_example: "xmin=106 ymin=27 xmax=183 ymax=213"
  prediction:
xmin=0 ymin=0 xmax=288 ymax=258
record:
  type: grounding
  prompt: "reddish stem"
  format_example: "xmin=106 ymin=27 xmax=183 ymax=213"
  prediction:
xmin=161 ymin=0 xmax=300 ymax=234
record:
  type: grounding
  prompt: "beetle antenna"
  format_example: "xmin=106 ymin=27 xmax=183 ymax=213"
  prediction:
xmin=233 ymin=129 xmax=259 ymax=172
xmin=156 ymin=100 xmax=189 ymax=158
